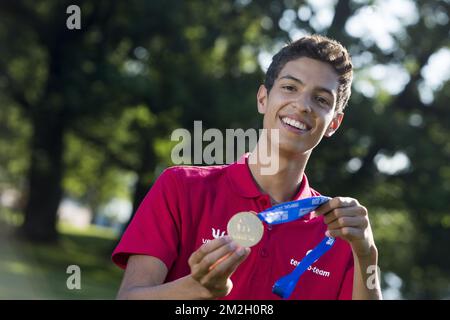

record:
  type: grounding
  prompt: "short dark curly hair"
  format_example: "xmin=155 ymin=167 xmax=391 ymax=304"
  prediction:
xmin=264 ymin=35 xmax=353 ymax=112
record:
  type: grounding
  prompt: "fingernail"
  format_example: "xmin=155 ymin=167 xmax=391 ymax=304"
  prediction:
xmin=325 ymin=230 xmax=331 ymax=237
xmin=228 ymin=242 xmax=237 ymax=250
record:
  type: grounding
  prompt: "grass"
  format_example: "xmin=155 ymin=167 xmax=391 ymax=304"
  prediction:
xmin=0 ymin=209 xmax=124 ymax=299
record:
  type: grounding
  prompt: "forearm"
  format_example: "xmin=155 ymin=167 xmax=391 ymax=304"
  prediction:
xmin=117 ymin=275 xmax=212 ymax=300
xmin=352 ymin=246 xmax=382 ymax=300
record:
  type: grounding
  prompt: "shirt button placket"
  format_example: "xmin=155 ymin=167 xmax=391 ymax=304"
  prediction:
xmin=258 ymin=196 xmax=272 ymax=258
xmin=259 ymin=197 xmax=270 ymax=209
xmin=259 ymin=248 xmax=268 ymax=257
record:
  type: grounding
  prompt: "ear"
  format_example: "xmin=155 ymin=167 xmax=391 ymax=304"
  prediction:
xmin=325 ymin=112 xmax=344 ymax=137
xmin=257 ymin=84 xmax=268 ymax=114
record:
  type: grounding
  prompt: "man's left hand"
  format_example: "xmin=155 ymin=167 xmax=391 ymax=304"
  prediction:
xmin=314 ymin=197 xmax=376 ymax=258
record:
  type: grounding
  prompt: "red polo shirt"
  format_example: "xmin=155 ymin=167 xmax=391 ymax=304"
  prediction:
xmin=112 ymin=154 xmax=354 ymax=300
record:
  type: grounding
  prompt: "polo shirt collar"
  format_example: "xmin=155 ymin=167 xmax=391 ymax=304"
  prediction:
xmin=227 ymin=153 xmax=312 ymax=200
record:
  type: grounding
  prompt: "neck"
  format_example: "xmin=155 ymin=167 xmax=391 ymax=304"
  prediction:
xmin=248 ymin=143 xmax=311 ymax=204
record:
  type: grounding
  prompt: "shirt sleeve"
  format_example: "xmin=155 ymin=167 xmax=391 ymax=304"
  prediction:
xmin=338 ymin=254 xmax=354 ymax=300
xmin=111 ymin=168 xmax=181 ymax=270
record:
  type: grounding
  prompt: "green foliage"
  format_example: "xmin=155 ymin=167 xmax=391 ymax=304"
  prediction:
xmin=0 ymin=104 xmax=31 ymax=188
xmin=63 ymin=132 xmax=135 ymax=204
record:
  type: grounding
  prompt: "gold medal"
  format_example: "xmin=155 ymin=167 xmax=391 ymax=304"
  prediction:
xmin=227 ymin=211 xmax=264 ymax=247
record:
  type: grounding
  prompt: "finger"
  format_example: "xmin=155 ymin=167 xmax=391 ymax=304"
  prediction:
xmin=209 ymin=251 xmax=234 ymax=271
xmin=200 ymin=247 xmax=251 ymax=286
xmin=323 ymin=206 xmax=367 ymax=225
xmin=314 ymin=197 xmax=358 ymax=217
xmin=326 ymin=215 xmax=368 ymax=230
xmin=188 ymin=236 xmax=231 ymax=267
xmin=191 ymin=241 xmax=237 ymax=281
xmin=326 ymin=227 xmax=365 ymax=241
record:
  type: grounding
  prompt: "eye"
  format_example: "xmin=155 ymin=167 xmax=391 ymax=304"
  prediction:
xmin=282 ymin=85 xmax=296 ymax=92
xmin=315 ymin=96 xmax=330 ymax=107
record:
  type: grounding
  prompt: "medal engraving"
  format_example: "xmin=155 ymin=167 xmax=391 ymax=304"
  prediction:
xmin=227 ymin=211 xmax=264 ymax=247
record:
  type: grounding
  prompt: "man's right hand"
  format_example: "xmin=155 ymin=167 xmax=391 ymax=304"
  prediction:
xmin=116 ymin=236 xmax=250 ymax=300
xmin=187 ymin=236 xmax=251 ymax=299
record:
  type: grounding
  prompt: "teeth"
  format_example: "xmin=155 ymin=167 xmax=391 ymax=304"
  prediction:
xmin=282 ymin=117 xmax=307 ymax=130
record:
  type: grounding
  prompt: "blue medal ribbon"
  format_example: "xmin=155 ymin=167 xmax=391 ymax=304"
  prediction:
xmin=257 ymin=196 xmax=331 ymax=225
xmin=254 ymin=196 xmax=334 ymax=299
xmin=272 ymin=236 xmax=335 ymax=299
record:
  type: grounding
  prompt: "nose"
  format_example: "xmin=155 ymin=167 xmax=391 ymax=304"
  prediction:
xmin=292 ymin=93 xmax=312 ymax=114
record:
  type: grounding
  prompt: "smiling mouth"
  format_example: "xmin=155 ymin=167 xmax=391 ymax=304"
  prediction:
xmin=279 ymin=116 xmax=311 ymax=134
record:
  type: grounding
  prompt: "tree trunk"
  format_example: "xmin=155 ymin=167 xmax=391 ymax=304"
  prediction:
xmin=118 ymin=137 xmax=156 ymax=237
xmin=20 ymin=112 xmax=64 ymax=242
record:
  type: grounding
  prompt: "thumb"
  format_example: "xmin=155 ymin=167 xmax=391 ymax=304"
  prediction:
xmin=312 ymin=198 xmax=335 ymax=217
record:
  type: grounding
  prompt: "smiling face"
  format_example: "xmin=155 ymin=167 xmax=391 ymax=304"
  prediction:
xmin=257 ymin=57 xmax=344 ymax=156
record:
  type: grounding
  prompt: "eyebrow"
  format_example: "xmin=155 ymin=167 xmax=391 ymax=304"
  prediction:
xmin=279 ymin=75 xmax=336 ymax=99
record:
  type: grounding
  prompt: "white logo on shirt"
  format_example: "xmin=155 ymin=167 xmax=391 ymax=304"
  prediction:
xmin=212 ymin=228 xmax=226 ymax=239
xmin=202 ymin=227 xmax=226 ymax=244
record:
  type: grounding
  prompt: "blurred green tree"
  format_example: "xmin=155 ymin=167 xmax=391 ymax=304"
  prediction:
xmin=0 ymin=0 xmax=186 ymax=241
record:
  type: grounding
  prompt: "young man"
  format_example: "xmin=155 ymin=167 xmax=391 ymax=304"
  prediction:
xmin=112 ymin=35 xmax=382 ymax=300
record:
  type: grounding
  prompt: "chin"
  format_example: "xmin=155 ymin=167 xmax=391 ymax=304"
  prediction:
xmin=276 ymin=140 xmax=313 ymax=157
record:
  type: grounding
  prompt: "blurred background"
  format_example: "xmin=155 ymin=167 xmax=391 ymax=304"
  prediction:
xmin=0 ymin=0 xmax=449 ymax=299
